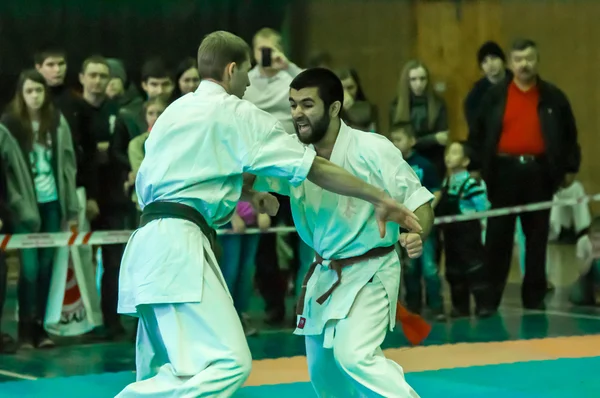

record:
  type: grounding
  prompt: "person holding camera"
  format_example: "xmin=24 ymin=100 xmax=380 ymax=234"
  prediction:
xmin=244 ymin=27 xmax=303 ymax=135
xmin=243 ymin=27 xmax=311 ymax=326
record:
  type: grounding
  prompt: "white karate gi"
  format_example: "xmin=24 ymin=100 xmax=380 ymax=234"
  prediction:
xmin=255 ymin=122 xmax=433 ymax=398
xmin=549 ymin=180 xmax=591 ymax=240
xmin=116 ymin=81 xmax=316 ymax=397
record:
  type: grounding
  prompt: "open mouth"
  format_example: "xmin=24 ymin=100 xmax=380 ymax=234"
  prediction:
xmin=296 ymin=120 xmax=310 ymax=134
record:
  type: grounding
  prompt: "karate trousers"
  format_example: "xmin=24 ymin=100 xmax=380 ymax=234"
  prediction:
xmin=116 ymin=253 xmax=252 ymax=398
xmin=305 ymin=277 xmax=419 ymax=398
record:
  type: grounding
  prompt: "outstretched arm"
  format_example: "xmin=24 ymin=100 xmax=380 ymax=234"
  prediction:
xmin=307 ymin=157 xmax=384 ymax=206
xmin=246 ymin=121 xmax=421 ymax=234
xmin=307 ymin=157 xmax=422 ymax=235
xmin=400 ymin=203 xmax=434 ymax=259
xmin=414 ymin=202 xmax=434 ymax=240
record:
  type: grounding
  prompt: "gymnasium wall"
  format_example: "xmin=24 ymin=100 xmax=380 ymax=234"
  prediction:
xmin=291 ymin=0 xmax=600 ymax=208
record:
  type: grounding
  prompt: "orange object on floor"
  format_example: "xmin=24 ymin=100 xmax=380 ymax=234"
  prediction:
xmin=396 ymin=302 xmax=431 ymax=345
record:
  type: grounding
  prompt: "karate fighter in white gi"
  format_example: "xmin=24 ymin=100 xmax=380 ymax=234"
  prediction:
xmin=116 ymin=31 xmax=423 ymax=397
xmin=253 ymin=68 xmax=435 ymax=397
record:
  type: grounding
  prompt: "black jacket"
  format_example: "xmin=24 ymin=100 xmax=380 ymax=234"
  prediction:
xmin=467 ymin=77 xmax=580 ymax=192
xmin=50 ymin=85 xmax=99 ymax=200
xmin=463 ymin=70 xmax=513 ymax=132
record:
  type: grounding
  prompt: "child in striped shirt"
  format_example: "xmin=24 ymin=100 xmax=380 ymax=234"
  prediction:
xmin=436 ymin=141 xmax=494 ymax=318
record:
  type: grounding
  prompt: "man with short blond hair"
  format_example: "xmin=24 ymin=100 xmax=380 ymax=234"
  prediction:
xmin=197 ymin=30 xmax=251 ymax=81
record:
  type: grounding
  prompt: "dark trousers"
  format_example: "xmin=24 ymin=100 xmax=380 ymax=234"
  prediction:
xmin=403 ymin=233 xmax=443 ymax=312
xmin=444 ymin=222 xmax=490 ymax=312
xmin=93 ymin=205 xmax=132 ymax=329
xmin=486 ymin=156 xmax=553 ymax=309
xmin=17 ymin=201 xmax=62 ymax=323
xmin=254 ymin=194 xmax=290 ymax=318
xmin=446 ymin=262 xmax=489 ymax=312
xmin=0 ymin=251 xmax=7 ymax=325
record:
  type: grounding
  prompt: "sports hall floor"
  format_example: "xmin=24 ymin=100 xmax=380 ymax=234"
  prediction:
xmin=1 ymin=242 xmax=599 ymax=397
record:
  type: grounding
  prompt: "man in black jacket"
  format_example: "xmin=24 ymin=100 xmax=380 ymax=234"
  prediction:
xmin=0 ymin=156 xmax=18 ymax=354
xmin=79 ymin=56 xmax=131 ymax=340
xmin=468 ymin=38 xmax=580 ymax=311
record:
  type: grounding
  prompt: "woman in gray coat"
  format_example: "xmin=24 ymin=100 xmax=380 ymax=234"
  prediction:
xmin=0 ymin=69 xmax=79 ymax=349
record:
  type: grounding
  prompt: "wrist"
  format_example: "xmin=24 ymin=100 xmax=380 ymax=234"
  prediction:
xmin=232 ymin=212 xmax=243 ymax=221
xmin=368 ymin=188 xmax=387 ymax=207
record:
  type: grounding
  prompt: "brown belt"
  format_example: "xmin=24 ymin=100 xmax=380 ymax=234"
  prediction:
xmin=296 ymin=245 xmax=396 ymax=315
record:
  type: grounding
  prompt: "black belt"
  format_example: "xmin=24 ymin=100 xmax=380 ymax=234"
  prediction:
xmin=139 ymin=201 xmax=226 ymax=289
xmin=140 ymin=201 xmax=217 ymax=250
xmin=497 ymin=153 xmax=545 ymax=164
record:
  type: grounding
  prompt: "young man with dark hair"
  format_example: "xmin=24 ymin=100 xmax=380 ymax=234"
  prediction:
xmin=119 ymin=58 xmax=174 ymax=140
xmin=252 ymin=67 xmax=433 ymax=397
xmin=140 ymin=58 xmax=174 ymax=102
xmin=116 ymin=31 xmax=421 ymax=397
xmin=34 ymin=47 xmax=67 ymax=88
xmin=34 ymin=47 xmax=98 ymax=219
xmin=463 ymin=41 xmax=513 ymax=131
xmin=34 ymin=46 xmax=79 ymax=129
xmin=468 ymin=38 xmax=581 ymax=311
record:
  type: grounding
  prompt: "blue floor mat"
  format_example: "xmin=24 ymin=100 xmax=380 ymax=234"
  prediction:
xmin=1 ymin=356 xmax=599 ymax=397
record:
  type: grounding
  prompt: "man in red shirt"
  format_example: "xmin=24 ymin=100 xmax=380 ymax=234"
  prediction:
xmin=468 ymin=38 xmax=580 ymax=311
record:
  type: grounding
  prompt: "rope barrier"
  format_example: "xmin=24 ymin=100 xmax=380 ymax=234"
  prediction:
xmin=0 ymin=193 xmax=597 ymax=250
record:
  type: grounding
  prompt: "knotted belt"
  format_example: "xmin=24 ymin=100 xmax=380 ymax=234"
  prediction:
xmin=296 ymin=245 xmax=396 ymax=315
xmin=139 ymin=201 xmax=224 ymax=287
xmin=140 ymin=201 xmax=217 ymax=250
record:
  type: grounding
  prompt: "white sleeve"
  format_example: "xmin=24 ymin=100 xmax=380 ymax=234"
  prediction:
xmin=245 ymin=122 xmax=316 ymax=187
xmin=380 ymin=145 xmax=434 ymax=211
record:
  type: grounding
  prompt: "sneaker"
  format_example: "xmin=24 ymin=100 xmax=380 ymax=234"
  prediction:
xmin=34 ymin=324 xmax=55 ymax=349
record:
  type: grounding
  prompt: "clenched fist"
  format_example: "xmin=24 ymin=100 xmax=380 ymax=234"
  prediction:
xmin=400 ymin=232 xmax=423 ymax=259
